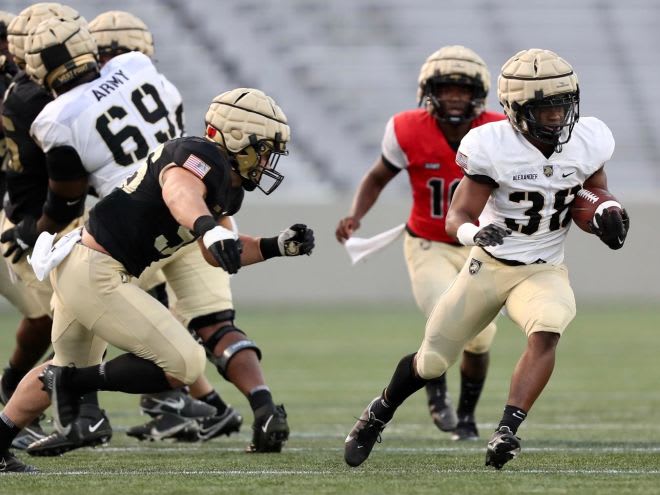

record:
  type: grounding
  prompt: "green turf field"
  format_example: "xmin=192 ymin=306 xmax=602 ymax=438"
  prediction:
xmin=0 ymin=304 xmax=659 ymax=494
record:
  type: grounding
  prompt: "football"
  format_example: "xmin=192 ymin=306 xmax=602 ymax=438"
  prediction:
xmin=571 ymin=187 xmax=622 ymax=233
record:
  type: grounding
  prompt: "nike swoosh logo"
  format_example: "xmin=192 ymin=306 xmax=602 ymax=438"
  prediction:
xmin=66 ymin=199 xmax=82 ymax=206
xmin=151 ymin=397 xmax=186 ymax=411
xmin=562 ymin=172 xmax=575 ymax=178
xmin=88 ymin=418 xmax=106 ymax=433
xmin=261 ymin=415 xmax=274 ymax=433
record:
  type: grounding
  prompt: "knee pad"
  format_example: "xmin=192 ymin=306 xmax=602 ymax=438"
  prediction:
xmin=416 ymin=350 xmax=452 ymax=380
xmin=188 ymin=309 xmax=236 ymax=331
xmin=192 ymin=322 xmax=262 ymax=379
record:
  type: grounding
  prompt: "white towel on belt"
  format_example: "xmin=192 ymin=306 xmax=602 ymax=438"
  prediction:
xmin=343 ymin=223 xmax=405 ymax=265
xmin=28 ymin=228 xmax=82 ymax=281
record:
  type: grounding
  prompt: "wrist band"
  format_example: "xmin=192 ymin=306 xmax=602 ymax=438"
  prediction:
xmin=456 ymin=223 xmax=480 ymax=246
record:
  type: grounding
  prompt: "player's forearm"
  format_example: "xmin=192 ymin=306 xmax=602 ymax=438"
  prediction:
xmin=349 ymin=174 xmax=385 ymax=220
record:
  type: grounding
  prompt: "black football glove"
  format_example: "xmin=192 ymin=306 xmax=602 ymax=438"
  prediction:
xmin=277 ymin=224 xmax=315 ymax=256
xmin=474 ymin=224 xmax=511 ymax=247
xmin=207 ymin=236 xmax=243 ymax=274
xmin=0 ymin=216 xmax=39 ymax=263
xmin=588 ymin=208 xmax=629 ymax=250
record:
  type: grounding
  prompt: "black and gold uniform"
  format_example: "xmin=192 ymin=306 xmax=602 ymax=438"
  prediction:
xmin=2 ymin=71 xmax=51 ymax=223
xmin=88 ymin=136 xmax=244 ymax=277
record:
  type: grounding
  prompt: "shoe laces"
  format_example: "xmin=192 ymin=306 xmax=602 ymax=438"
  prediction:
xmin=355 ymin=411 xmax=386 ymax=444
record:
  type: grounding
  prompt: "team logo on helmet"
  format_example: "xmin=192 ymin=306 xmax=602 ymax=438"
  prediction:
xmin=89 ymin=10 xmax=154 ymax=59
xmin=25 ymin=16 xmax=98 ymax=93
xmin=498 ymin=49 xmax=580 ymax=152
xmin=7 ymin=2 xmax=84 ymax=68
xmin=417 ymin=45 xmax=490 ymax=124
xmin=205 ymin=88 xmax=290 ymax=195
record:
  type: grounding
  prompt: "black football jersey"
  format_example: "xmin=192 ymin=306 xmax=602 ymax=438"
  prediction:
xmin=2 ymin=71 xmax=52 ymax=223
xmin=87 ymin=136 xmax=244 ymax=276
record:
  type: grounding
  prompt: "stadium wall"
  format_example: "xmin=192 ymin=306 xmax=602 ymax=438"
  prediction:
xmin=0 ymin=199 xmax=655 ymax=312
xmin=228 ymin=198 xmax=658 ymax=305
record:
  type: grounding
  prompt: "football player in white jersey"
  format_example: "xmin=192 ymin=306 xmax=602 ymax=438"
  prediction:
xmin=344 ymin=48 xmax=629 ymax=470
xmin=83 ymin=9 xmax=243 ymax=446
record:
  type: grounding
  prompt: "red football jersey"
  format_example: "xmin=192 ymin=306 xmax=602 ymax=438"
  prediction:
xmin=384 ymin=109 xmax=505 ymax=242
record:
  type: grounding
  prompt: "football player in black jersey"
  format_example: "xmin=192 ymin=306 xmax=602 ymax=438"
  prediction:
xmin=0 ymin=79 xmax=314 ymax=470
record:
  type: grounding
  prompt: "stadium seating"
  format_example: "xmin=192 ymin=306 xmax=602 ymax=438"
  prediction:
xmin=4 ymin=0 xmax=658 ymax=198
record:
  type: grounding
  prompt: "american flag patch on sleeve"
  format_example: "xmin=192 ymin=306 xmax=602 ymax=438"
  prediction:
xmin=182 ymin=154 xmax=211 ymax=179
xmin=456 ymin=151 xmax=469 ymax=170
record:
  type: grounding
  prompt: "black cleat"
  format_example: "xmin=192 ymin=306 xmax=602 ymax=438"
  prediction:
xmin=38 ymin=365 xmax=79 ymax=435
xmin=451 ymin=414 xmax=479 ymax=441
xmin=139 ymin=389 xmax=217 ymax=418
xmin=246 ymin=404 xmax=289 ymax=453
xmin=11 ymin=418 xmax=48 ymax=450
xmin=344 ymin=397 xmax=389 ymax=467
xmin=195 ymin=407 xmax=242 ymax=441
xmin=26 ymin=406 xmax=112 ymax=457
xmin=0 ymin=450 xmax=37 ymax=473
xmin=485 ymin=426 xmax=521 ymax=470
xmin=428 ymin=395 xmax=458 ymax=433
xmin=127 ymin=412 xmax=198 ymax=441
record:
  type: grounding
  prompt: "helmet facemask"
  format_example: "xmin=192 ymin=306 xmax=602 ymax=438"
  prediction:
xmin=235 ymin=133 xmax=288 ymax=195
xmin=206 ymin=125 xmax=288 ymax=195
xmin=519 ymin=92 xmax=579 ymax=152
xmin=423 ymin=74 xmax=487 ymax=125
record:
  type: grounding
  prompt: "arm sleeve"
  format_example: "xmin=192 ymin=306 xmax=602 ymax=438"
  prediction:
xmin=45 ymin=146 xmax=88 ymax=180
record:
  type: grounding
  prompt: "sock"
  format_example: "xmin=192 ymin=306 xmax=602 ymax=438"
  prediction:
xmin=456 ymin=371 xmax=486 ymax=419
xmin=248 ymin=386 xmax=273 ymax=414
xmin=0 ymin=412 xmax=21 ymax=452
xmin=425 ymin=374 xmax=447 ymax=404
xmin=199 ymin=390 xmax=228 ymax=415
xmin=379 ymin=353 xmax=428 ymax=420
xmin=68 ymin=354 xmax=171 ymax=394
xmin=1 ymin=365 xmax=28 ymax=396
xmin=80 ymin=391 xmax=99 ymax=406
xmin=498 ymin=404 xmax=527 ymax=434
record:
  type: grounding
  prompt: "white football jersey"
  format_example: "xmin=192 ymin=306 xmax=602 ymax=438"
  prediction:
xmin=457 ymin=117 xmax=615 ymax=264
xmin=31 ymin=52 xmax=184 ymax=198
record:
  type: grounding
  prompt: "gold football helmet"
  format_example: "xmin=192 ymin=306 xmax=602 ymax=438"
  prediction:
xmin=7 ymin=2 xmax=84 ymax=69
xmin=25 ymin=16 xmax=98 ymax=93
xmin=498 ymin=48 xmax=579 ymax=151
xmin=205 ymin=88 xmax=290 ymax=195
xmin=89 ymin=10 xmax=154 ymax=60
xmin=417 ymin=45 xmax=490 ymax=124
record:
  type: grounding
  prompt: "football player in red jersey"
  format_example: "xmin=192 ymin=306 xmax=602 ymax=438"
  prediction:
xmin=336 ymin=46 xmax=505 ymax=441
